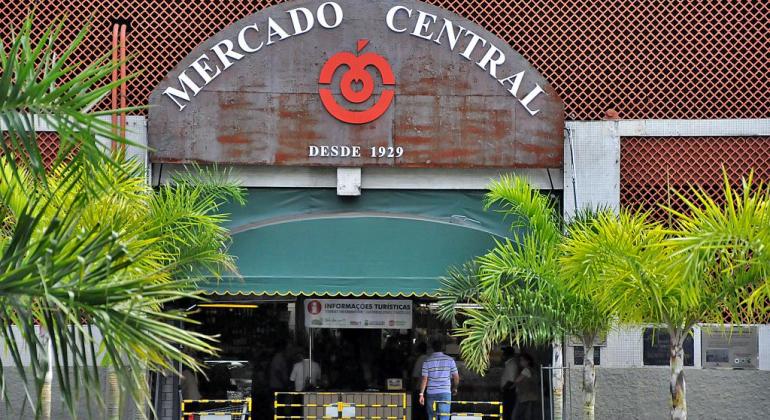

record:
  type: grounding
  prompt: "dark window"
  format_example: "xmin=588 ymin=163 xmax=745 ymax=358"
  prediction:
xmin=643 ymin=328 xmax=694 ymax=366
xmin=573 ymin=346 xmax=600 ymax=366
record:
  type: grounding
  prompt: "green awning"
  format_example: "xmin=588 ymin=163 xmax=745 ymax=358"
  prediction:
xmin=199 ymin=188 xmax=522 ymax=297
xmin=200 ymin=214 xmax=502 ymax=297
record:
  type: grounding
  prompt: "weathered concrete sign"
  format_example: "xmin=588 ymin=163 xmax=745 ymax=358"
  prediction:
xmin=148 ymin=0 xmax=564 ymax=168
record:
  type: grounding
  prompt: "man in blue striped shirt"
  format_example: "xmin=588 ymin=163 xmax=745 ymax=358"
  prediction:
xmin=419 ymin=339 xmax=460 ymax=420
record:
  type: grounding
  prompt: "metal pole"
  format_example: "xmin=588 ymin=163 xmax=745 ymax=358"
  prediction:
xmin=303 ymin=328 xmax=313 ymax=385
xmin=564 ymin=366 xmax=572 ymax=419
xmin=550 ymin=367 xmax=555 ymax=420
xmin=540 ymin=367 xmax=545 ymax=420
xmin=538 ymin=366 xmax=568 ymax=420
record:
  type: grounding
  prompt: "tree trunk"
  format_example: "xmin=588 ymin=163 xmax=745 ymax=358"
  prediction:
xmin=669 ymin=328 xmax=687 ymax=420
xmin=40 ymin=329 xmax=53 ymax=420
xmin=582 ymin=341 xmax=596 ymax=420
xmin=134 ymin=366 xmax=149 ymax=420
xmin=135 ymin=398 xmax=146 ymax=420
xmin=107 ymin=367 xmax=120 ymax=420
xmin=552 ymin=340 xmax=564 ymax=420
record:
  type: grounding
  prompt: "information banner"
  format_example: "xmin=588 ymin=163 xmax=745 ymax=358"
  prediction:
xmin=304 ymin=299 xmax=412 ymax=329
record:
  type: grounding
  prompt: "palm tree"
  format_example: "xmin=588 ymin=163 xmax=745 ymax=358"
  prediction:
xmin=1 ymin=14 xmax=242 ymax=419
xmin=438 ymin=175 xmax=614 ymax=420
xmin=565 ymin=174 xmax=770 ymax=420
xmin=0 ymin=157 xmax=245 ymax=415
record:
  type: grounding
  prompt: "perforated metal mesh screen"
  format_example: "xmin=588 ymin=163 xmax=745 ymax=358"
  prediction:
xmin=37 ymin=132 xmax=61 ymax=168
xmin=2 ymin=132 xmax=60 ymax=168
xmin=620 ymin=136 xmax=770 ymax=221
xmin=1 ymin=0 xmax=768 ymax=120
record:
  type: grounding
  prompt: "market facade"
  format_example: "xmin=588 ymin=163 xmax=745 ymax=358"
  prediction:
xmin=3 ymin=0 xmax=770 ymax=419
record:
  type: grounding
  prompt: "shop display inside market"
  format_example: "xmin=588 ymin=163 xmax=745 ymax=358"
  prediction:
xmin=183 ymin=299 xmax=550 ymax=418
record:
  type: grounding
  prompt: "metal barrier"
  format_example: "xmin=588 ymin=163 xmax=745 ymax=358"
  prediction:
xmin=540 ymin=365 xmax=572 ymax=420
xmin=274 ymin=391 xmax=408 ymax=420
xmin=430 ymin=400 xmax=503 ymax=420
xmin=181 ymin=398 xmax=251 ymax=420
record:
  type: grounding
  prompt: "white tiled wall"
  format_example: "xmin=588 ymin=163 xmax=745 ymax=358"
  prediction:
xmin=567 ymin=324 xmax=770 ymax=371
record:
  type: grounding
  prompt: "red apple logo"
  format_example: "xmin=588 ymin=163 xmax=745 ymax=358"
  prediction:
xmin=318 ymin=39 xmax=395 ymax=124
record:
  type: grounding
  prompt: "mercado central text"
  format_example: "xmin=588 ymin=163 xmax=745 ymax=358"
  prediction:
xmin=162 ymin=1 xmax=546 ymax=116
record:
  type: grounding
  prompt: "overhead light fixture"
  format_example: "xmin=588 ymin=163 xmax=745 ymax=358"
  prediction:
xmin=198 ymin=303 xmax=259 ymax=309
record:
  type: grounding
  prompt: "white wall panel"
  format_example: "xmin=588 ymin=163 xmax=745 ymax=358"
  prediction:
xmin=563 ymin=121 xmax=620 ymax=219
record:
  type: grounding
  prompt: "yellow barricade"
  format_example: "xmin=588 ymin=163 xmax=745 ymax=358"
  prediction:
xmin=431 ymin=400 xmax=503 ymax=420
xmin=181 ymin=398 xmax=252 ymax=420
xmin=274 ymin=391 xmax=408 ymax=420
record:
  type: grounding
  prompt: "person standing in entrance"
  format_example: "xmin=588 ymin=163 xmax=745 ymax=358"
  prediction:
xmin=419 ymin=339 xmax=459 ymax=420
xmin=269 ymin=342 xmax=292 ymax=391
xmin=512 ymin=353 xmax=540 ymax=420
xmin=411 ymin=342 xmax=430 ymax=420
xmin=500 ymin=347 xmax=520 ymax=420
xmin=289 ymin=350 xmax=322 ymax=391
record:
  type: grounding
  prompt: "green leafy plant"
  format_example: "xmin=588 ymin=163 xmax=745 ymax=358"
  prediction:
xmin=0 ymin=155 xmax=246 ymax=419
xmin=0 ymin=13 xmax=243 ymax=419
xmin=573 ymin=174 xmax=770 ymax=420
xmin=438 ymin=175 xmax=614 ymax=420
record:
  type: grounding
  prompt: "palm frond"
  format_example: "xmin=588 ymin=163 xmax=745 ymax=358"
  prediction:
xmin=436 ymin=262 xmax=481 ymax=324
xmin=440 ymin=175 xmax=615 ymax=375
xmin=0 ymin=13 xmax=235 ymax=419
xmin=485 ymin=174 xmax=561 ymax=245
xmin=149 ymin=170 xmax=244 ymax=279
xmin=665 ymin=170 xmax=770 ymax=324
xmin=169 ymin=164 xmax=247 ymax=207
xmin=455 ymin=293 xmax=564 ymax=373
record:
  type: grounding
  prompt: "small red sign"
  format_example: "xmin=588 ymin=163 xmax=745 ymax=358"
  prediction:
xmin=307 ymin=299 xmax=323 ymax=315
xmin=318 ymin=39 xmax=395 ymax=124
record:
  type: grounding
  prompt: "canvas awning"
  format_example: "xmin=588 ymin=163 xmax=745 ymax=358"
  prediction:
xmin=199 ymin=215 xmax=502 ymax=297
xmin=197 ymin=188 xmax=519 ymax=298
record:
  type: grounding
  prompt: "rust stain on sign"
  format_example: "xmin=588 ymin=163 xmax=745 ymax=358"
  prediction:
xmin=217 ymin=134 xmax=249 ymax=144
xmin=148 ymin=0 xmax=564 ymax=168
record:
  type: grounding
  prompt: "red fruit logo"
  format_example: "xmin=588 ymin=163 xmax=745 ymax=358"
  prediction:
xmin=318 ymin=39 xmax=395 ymax=124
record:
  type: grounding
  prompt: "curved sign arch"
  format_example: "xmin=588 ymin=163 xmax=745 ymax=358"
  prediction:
xmin=148 ymin=0 xmax=564 ymax=168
